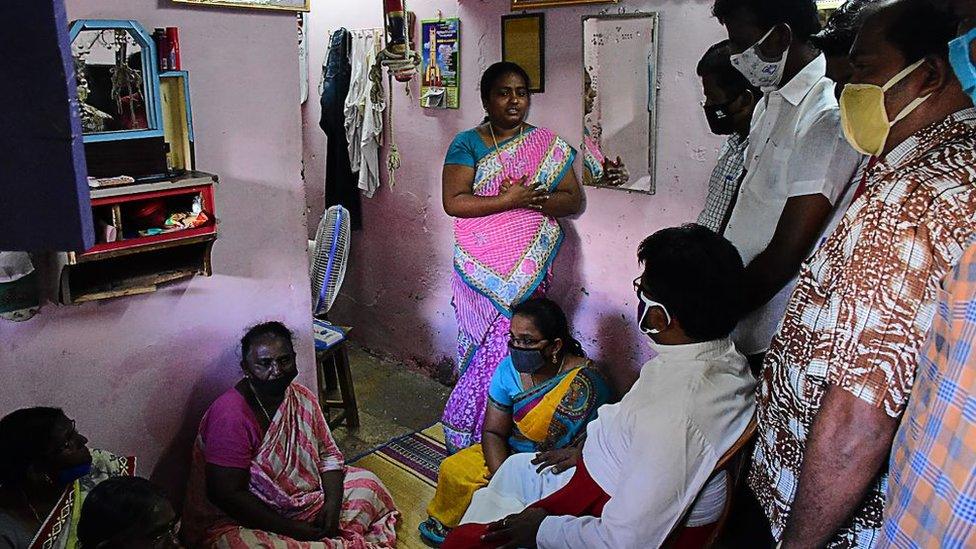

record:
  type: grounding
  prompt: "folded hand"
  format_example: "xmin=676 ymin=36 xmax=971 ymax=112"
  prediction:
xmin=500 ymin=176 xmax=548 ymax=210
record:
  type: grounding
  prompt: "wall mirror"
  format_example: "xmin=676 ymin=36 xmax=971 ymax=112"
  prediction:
xmin=69 ymin=20 xmax=163 ymax=143
xmin=581 ymin=13 xmax=659 ymax=194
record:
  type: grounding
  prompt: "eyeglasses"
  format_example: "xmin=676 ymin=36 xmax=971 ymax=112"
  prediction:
xmin=149 ymin=517 xmax=181 ymax=547
xmin=48 ymin=419 xmax=80 ymax=455
xmin=508 ymin=335 xmax=547 ymax=348
xmin=632 ymin=277 xmax=650 ymax=296
xmin=633 ymin=277 xmax=672 ymax=331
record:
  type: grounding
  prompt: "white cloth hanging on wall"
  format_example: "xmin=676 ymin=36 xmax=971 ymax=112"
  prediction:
xmin=343 ymin=29 xmax=386 ymax=199
xmin=299 ymin=13 xmax=309 ymax=104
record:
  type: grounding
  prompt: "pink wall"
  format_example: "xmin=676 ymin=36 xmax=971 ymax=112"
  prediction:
xmin=1 ymin=0 xmax=312 ymax=499
xmin=303 ymin=1 xmax=726 ymax=388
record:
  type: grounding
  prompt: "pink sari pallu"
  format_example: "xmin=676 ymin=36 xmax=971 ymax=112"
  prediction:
xmin=198 ymin=384 xmax=398 ymax=548
xmin=453 ymin=127 xmax=574 ymax=315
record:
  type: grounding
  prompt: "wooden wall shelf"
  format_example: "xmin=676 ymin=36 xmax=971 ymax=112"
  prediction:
xmin=58 ymin=171 xmax=218 ymax=304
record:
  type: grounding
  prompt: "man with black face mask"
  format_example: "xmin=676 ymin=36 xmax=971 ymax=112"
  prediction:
xmin=695 ymin=40 xmax=761 ymax=234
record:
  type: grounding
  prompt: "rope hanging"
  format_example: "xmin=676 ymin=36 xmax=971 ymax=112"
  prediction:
xmin=386 ymin=70 xmax=401 ymax=187
xmin=378 ymin=0 xmax=419 ymax=188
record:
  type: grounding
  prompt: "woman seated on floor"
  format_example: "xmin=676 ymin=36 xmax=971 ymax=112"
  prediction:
xmin=0 ymin=407 xmax=136 ymax=549
xmin=182 ymin=321 xmax=398 ymax=548
xmin=419 ymin=298 xmax=612 ymax=545
xmin=78 ymin=476 xmax=183 ymax=548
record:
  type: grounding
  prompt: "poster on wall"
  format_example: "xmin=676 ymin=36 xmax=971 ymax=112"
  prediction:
xmin=420 ymin=17 xmax=460 ymax=109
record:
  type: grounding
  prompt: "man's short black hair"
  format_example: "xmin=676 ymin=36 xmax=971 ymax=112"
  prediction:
xmin=713 ymin=0 xmax=822 ymax=42
xmin=637 ymin=224 xmax=745 ymax=341
xmin=78 ymin=476 xmax=172 ymax=547
xmin=881 ymin=0 xmax=959 ymax=63
xmin=811 ymin=0 xmax=880 ymax=56
xmin=697 ymin=40 xmax=762 ymax=99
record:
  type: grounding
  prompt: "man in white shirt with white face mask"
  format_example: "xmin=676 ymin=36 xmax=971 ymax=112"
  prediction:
xmin=441 ymin=225 xmax=757 ymax=549
xmin=712 ymin=0 xmax=862 ymax=372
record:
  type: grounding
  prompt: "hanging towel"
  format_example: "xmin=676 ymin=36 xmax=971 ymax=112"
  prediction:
xmin=344 ymin=30 xmax=386 ymax=199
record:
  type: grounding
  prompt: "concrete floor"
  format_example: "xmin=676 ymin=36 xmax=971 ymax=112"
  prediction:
xmin=327 ymin=345 xmax=451 ymax=459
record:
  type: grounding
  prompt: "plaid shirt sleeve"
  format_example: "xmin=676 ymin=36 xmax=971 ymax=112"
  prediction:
xmin=823 ymin=178 xmax=976 ymax=417
xmin=883 ymin=242 xmax=976 ymax=546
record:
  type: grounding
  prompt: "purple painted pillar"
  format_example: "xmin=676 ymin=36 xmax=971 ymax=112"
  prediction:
xmin=0 ymin=0 xmax=93 ymax=251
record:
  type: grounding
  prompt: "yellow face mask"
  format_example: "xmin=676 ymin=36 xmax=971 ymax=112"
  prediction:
xmin=840 ymin=59 xmax=931 ymax=157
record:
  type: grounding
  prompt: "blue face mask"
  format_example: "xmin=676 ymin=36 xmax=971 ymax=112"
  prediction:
xmin=508 ymin=344 xmax=546 ymax=374
xmin=949 ymin=27 xmax=976 ymax=106
xmin=56 ymin=462 xmax=92 ymax=486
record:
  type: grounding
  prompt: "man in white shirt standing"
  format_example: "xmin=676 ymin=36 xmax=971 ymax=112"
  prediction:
xmin=441 ymin=224 xmax=757 ymax=549
xmin=713 ymin=0 xmax=861 ymax=371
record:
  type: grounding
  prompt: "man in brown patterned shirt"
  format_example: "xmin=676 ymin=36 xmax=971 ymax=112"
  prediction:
xmin=747 ymin=1 xmax=976 ymax=547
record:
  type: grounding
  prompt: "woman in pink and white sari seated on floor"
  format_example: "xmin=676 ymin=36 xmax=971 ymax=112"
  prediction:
xmin=183 ymin=322 xmax=397 ymax=548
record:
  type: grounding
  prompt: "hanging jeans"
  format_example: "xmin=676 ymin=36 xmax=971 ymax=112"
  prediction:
xmin=319 ymin=28 xmax=362 ymax=230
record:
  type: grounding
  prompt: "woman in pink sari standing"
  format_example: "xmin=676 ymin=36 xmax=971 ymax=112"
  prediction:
xmin=441 ymin=62 xmax=583 ymax=453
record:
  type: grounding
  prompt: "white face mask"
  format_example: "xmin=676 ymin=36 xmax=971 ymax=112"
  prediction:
xmin=636 ymin=289 xmax=672 ymax=336
xmin=730 ymin=26 xmax=790 ymax=89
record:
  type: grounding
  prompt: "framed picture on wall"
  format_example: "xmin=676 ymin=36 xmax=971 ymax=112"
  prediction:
xmin=172 ymin=0 xmax=309 ymax=12
xmin=511 ymin=0 xmax=615 ymax=9
xmin=502 ymin=14 xmax=545 ymax=93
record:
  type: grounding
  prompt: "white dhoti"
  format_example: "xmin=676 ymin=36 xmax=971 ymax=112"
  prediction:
xmin=459 ymin=453 xmax=577 ymax=525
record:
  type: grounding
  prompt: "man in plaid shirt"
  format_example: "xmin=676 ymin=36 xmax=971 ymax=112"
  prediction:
xmin=882 ymin=2 xmax=976 ymax=546
xmin=695 ymin=41 xmax=760 ymax=233
xmin=882 ymin=242 xmax=976 ymax=547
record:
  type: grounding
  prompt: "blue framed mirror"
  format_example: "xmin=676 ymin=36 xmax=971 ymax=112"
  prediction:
xmin=68 ymin=20 xmax=163 ymax=144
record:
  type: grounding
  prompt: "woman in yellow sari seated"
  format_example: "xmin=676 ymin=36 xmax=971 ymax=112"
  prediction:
xmin=419 ymin=298 xmax=612 ymax=545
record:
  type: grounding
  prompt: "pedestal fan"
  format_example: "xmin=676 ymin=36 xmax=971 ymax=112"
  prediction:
xmin=311 ymin=204 xmax=350 ymax=319
xmin=310 ymin=205 xmax=358 ymax=427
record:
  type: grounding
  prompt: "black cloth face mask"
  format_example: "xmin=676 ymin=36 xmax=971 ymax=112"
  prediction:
xmin=250 ymin=368 xmax=298 ymax=398
xmin=703 ymin=102 xmax=737 ymax=135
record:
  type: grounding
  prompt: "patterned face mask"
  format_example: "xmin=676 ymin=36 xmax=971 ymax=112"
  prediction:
xmin=730 ymin=26 xmax=790 ymax=89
